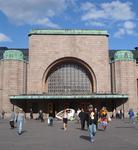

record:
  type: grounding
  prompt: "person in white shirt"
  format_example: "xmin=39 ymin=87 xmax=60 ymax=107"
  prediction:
xmin=76 ymin=108 xmax=81 ymax=123
xmin=62 ymin=109 xmax=68 ymax=131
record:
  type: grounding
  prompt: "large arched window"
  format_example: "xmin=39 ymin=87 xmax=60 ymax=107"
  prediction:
xmin=47 ymin=62 xmax=93 ymax=94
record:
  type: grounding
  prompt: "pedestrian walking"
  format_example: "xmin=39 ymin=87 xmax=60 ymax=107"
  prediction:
xmin=1 ymin=110 xmax=5 ymax=119
xmin=128 ymin=108 xmax=135 ymax=124
xmin=38 ymin=110 xmax=44 ymax=122
xmin=30 ymin=108 xmax=33 ymax=119
xmin=78 ymin=108 xmax=86 ymax=130
xmin=62 ymin=109 xmax=68 ymax=131
xmin=136 ymin=109 xmax=138 ymax=122
xmin=116 ymin=109 xmax=120 ymax=119
xmin=17 ymin=108 xmax=25 ymax=135
xmin=9 ymin=110 xmax=17 ymax=129
xmin=94 ymin=108 xmax=99 ymax=129
xmin=48 ymin=110 xmax=54 ymax=126
xmin=87 ymin=105 xmax=97 ymax=143
xmin=76 ymin=108 xmax=81 ymax=123
xmin=120 ymin=109 xmax=123 ymax=119
xmin=112 ymin=109 xmax=116 ymax=118
xmin=99 ymin=107 xmax=108 ymax=130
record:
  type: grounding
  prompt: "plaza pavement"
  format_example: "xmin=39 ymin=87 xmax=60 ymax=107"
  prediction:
xmin=0 ymin=118 xmax=138 ymax=150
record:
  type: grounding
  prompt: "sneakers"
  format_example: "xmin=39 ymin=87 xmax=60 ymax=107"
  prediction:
xmin=90 ymin=139 xmax=95 ymax=143
xmin=18 ymin=131 xmax=22 ymax=135
xmin=18 ymin=132 xmax=21 ymax=135
xmin=64 ymin=128 xmax=67 ymax=131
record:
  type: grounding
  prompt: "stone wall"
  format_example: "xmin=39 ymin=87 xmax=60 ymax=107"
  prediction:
xmin=112 ymin=60 xmax=137 ymax=112
xmin=28 ymin=34 xmax=111 ymax=94
xmin=0 ymin=60 xmax=27 ymax=112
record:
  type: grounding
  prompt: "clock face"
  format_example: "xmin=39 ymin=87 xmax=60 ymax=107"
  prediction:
xmin=90 ymin=112 xmax=95 ymax=119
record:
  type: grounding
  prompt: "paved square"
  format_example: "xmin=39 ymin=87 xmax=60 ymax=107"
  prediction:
xmin=0 ymin=119 xmax=138 ymax=150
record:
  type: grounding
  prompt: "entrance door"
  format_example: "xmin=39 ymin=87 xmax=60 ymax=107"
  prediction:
xmin=47 ymin=102 xmax=53 ymax=112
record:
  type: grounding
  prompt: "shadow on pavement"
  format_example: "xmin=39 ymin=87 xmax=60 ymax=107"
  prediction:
xmin=76 ymin=127 xmax=87 ymax=131
xmin=80 ymin=135 xmax=90 ymax=141
xmin=97 ymin=128 xmax=105 ymax=131
xmin=21 ymin=130 xmax=27 ymax=134
xmin=116 ymin=126 xmax=135 ymax=129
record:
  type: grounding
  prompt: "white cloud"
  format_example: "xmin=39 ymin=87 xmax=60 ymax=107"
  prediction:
xmin=114 ymin=28 xmax=125 ymax=38
xmin=101 ymin=1 xmax=135 ymax=21
xmin=81 ymin=1 xmax=137 ymax=37
xmin=36 ymin=18 xmax=59 ymax=28
xmin=0 ymin=33 xmax=11 ymax=42
xmin=114 ymin=21 xmax=136 ymax=38
xmin=0 ymin=0 xmax=72 ymax=28
xmin=82 ymin=9 xmax=106 ymax=21
xmin=124 ymin=21 xmax=136 ymax=29
xmin=81 ymin=3 xmax=106 ymax=21
xmin=81 ymin=2 xmax=96 ymax=11
xmin=86 ymin=21 xmax=105 ymax=27
xmin=81 ymin=1 xmax=135 ymax=21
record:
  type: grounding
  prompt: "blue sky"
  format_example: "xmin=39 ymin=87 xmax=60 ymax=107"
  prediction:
xmin=0 ymin=0 xmax=138 ymax=50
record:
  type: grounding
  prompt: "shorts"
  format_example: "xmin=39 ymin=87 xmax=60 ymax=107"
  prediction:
xmin=63 ymin=118 xmax=68 ymax=124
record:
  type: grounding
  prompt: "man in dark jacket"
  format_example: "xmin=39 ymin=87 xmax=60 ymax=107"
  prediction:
xmin=78 ymin=108 xmax=86 ymax=130
xmin=30 ymin=108 xmax=33 ymax=119
xmin=94 ymin=108 xmax=99 ymax=129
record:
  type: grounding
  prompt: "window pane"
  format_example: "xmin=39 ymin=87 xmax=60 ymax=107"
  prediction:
xmin=47 ymin=63 xmax=92 ymax=94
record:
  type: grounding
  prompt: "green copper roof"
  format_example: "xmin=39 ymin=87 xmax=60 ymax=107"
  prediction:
xmin=3 ymin=50 xmax=24 ymax=61
xmin=10 ymin=94 xmax=128 ymax=100
xmin=114 ymin=51 xmax=134 ymax=61
xmin=29 ymin=29 xmax=108 ymax=36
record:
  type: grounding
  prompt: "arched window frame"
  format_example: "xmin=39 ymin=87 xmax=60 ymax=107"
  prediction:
xmin=42 ymin=57 xmax=97 ymax=94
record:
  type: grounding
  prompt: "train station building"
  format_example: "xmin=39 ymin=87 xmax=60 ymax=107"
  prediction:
xmin=0 ymin=29 xmax=138 ymax=116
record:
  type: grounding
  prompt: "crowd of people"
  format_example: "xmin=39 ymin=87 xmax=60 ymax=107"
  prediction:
xmin=8 ymin=108 xmax=53 ymax=135
xmin=112 ymin=109 xmax=124 ymax=119
xmin=0 ymin=106 xmax=138 ymax=143
xmin=77 ymin=107 xmax=109 ymax=131
xmin=9 ymin=108 xmax=25 ymax=135
xmin=60 ymin=105 xmax=110 ymax=143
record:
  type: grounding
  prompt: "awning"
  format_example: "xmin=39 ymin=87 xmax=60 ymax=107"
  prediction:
xmin=10 ymin=94 xmax=128 ymax=100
